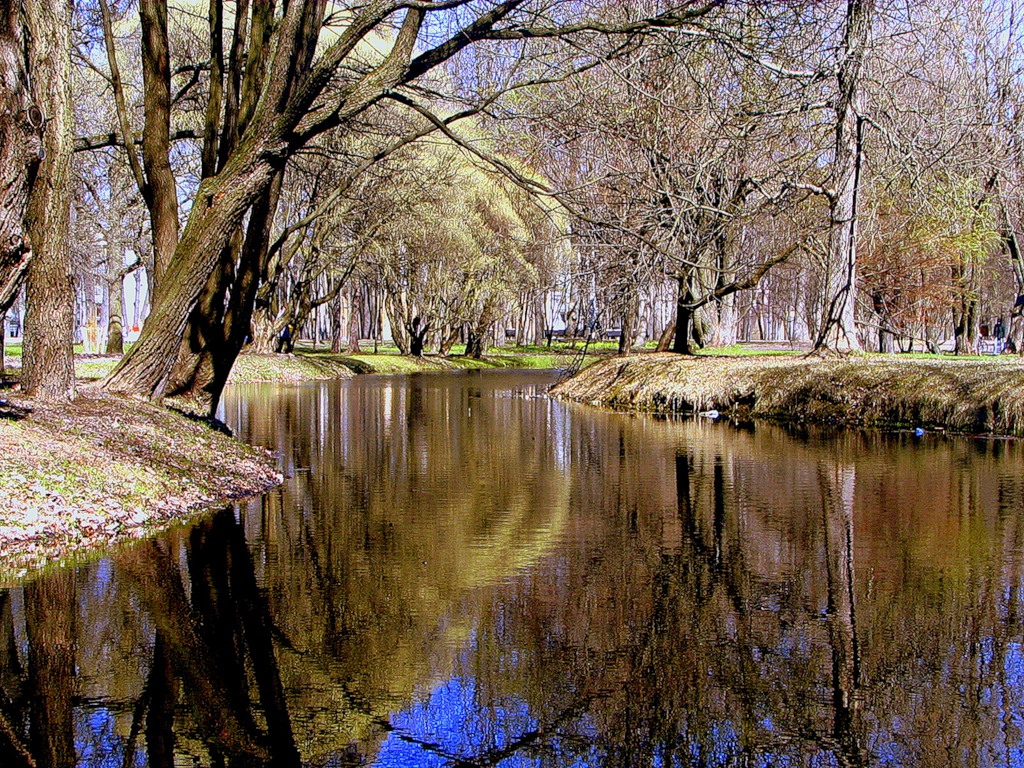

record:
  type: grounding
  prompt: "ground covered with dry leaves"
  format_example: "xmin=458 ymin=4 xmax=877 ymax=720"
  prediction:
xmin=552 ymin=353 xmax=1024 ymax=435
xmin=0 ymin=388 xmax=281 ymax=582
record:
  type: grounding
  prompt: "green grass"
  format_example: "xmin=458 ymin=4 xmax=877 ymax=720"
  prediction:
xmin=695 ymin=344 xmax=801 ymax=357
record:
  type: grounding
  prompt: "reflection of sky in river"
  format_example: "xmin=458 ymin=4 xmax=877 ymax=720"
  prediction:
xmin=76 ymin=707 xmax=142 ymax=768
xmin=376 ymin=677 xmax=600 ymax=767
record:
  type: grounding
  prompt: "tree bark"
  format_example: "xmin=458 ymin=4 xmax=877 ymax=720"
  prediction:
xmin=139 ymin=0 xmax=179 ymax=293
xmin=465 ymin=326 xmax=484 ymax=358
xmin=409 ymin=316 xmax=428 ymax=358
xmin=169 ymin=172 xmax=284 ymax=413
xmin=21 ymin=0 xmax=75 ymax=402
xmin=672 ymin=277 xmax=695 ymax=355
xmin=0 ymin=1 xmax=36 ymax=317
xmin=102 ymin=133 xmax=284 ymax=401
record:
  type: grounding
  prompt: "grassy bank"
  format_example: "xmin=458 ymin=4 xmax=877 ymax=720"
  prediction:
xmin=551 ymin=353 xmax=1024 ymax=435
xmin=0 ymin=390 xmax=281 ymax=582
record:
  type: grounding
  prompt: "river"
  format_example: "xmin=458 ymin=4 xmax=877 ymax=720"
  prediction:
xmin=2 ymin=369 xmax=1024 ymax=766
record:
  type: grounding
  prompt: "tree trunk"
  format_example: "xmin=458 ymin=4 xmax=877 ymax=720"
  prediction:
xmin=465 ymin=326 xmax=484 ymax=358
xmin=710 ymin=293 xmax=738 ymax=347
xmin=816 ymin=0 xmax=874 ymax=352
xmin=21 ymin=0 xmax=75 ymax=402
xmin=672 ymin=277 xmax=695 ymax=355
xmin=655 ymin=318 xmax=675 ymax=352
xmin=105 ymin=248 xmax=125 ymax=355
xmin=249 ymin=306 xmax=286 ymax=354
xmin=409 ymin=317 xmax=428 ymax=358
xmin=953 ymin=294 xmax=977 ymax=356
xmin=330 ymin=292 xmax=344 ymax=353
xmin=139 ymin=0 xmax=179 ymax=294
xmin=102 ymin=132 xmax=284 ymax=401
xmin=169 ymin=173 xmax=283 ymax=414
xmin=344 ymin=290 xmax=362 ymax=354
xmin=877 ymin=326 xmax=894 ymax=354
xmin=100 ymin=0 xmax=429 ymax=402
xmin=0 ymin=2 xmax=36 ymax=317
xmin=692 ymin=305 xmax=712 ymax=349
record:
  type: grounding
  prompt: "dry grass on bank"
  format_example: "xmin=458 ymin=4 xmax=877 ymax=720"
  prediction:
xmin=0 ymin=389 xmax=282 ymax=582
xmin=551 ymin=353 xmax=1024 ymax=435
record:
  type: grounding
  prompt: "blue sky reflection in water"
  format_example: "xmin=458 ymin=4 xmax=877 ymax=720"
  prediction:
xmin=6 ymin=370 xmax=1024 ymax=766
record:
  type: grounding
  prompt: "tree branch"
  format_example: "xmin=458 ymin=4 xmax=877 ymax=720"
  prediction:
xmin=73 ymin=128 xmax=203 ymax=153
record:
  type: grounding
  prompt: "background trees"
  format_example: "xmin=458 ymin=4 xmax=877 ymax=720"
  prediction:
xmin=5 ymin=0 xmax=1024 ymax=406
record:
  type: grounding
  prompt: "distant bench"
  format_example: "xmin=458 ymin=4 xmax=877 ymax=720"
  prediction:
xmin=978 ymin=337 xmax=1005 ymax=355
xmin=544 ymin=328 xmax=623 ymax=342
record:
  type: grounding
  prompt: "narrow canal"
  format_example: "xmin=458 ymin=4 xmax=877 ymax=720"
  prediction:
xmin=4 ymin=369 xmax=1024 ymax=766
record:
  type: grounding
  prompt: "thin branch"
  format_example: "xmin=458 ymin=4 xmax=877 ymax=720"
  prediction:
xmin=73 ymin=128 xmax=203 ymax=153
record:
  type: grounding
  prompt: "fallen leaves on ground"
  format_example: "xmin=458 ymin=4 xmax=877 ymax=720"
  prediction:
xmin=0 ymin=388 xmax=282 ymax=582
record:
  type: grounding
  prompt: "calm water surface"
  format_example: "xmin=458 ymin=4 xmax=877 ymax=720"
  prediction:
xmin=4 ymin=370 xmax=1024 ymax=767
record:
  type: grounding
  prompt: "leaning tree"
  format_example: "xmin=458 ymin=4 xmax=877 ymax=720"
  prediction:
xmin=88 ymin=0 xmax=725 ymax=414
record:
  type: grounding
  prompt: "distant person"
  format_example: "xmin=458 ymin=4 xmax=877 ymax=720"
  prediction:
xmin=980 ymin=323 xmax=990 ymax=338
xmin=995 ymin=318 xmax=1005 ymax=339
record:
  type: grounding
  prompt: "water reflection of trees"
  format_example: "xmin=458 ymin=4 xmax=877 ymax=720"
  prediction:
xmin=0 ymin=509 xmax=303 ymax=768
xmin=4 ymin=377 xmax=1024 ymax=766
xmin=461 ymin=418 xmax=1024 ymax=767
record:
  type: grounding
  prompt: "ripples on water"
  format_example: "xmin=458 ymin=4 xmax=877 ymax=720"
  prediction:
xmin=3 ymin=370 xmax=1024 ymax=767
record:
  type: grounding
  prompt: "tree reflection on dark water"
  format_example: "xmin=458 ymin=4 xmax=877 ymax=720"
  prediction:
xmin=3 ymin=370 xmax=1024 ymax=766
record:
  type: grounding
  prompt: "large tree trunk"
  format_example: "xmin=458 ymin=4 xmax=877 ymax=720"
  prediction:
xmin=409 ymin=317 xmax=428 ymax=358
xmin=102 ymin=137 xmax=284 ymax=401
xmin=21 ymin=0 xmax=75 ymax=402
xmin=0 ymin=2 xmax=36 ymax=317
xmin=816 ymin=0 xmax=874 ymax=352
xmin=168 ymin=173 xmax=283 ymax=414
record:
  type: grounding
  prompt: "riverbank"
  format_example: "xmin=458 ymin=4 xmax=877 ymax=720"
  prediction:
xmin=551 ymin=353 xmax=1024 ymax=435
xmin=0 ymin=389 xmax=281 ymax=582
